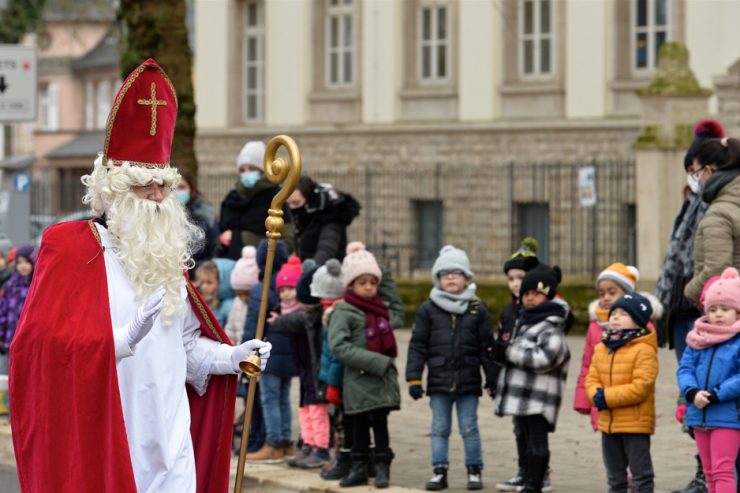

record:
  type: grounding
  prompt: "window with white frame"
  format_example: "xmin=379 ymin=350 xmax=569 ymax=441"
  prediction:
xmin=84 ymin=81 xmax=94 ymax=130
xmin=39 ymin=83 xmax=59 ymax=131
xmin=519 ymin=0 xmax=553 ymax=78
xmin=418 ymin=1 xmax=449 ymax=82
xmin=95 ymin=80 xmax=112 ymax=129
xmin=633 ymin=0 xmax=669 ymax=72
xmin=326 ymin=0 xmax=354 ymax=87
xmin=243 ymin=0 xmax=264 ymax=121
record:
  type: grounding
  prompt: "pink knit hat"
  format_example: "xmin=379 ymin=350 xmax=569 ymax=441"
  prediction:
xmin=342 ymin=241 xmax=382 ymax=287
xmin=230 ymin=246 xmax=259 ymax=291
xmin=276 ymin=256 xmax=303 ymax=291
xmin=703 ymin=267 xmax=740 ymax=312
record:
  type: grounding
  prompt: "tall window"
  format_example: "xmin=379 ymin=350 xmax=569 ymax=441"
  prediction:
xmin=633 ymin=0 xmax=669 ymax=72
xmin=520 ymin=0 xmax=553 ymax=78
xmin=415 ymin=200 xmax=443 ymax=269
xmin=418 ymin=1 xmax=449 ymax=82
xmin=84 ymin=81 xmax=94 ymax=130
xmin=96 ymin=80 xmax=111 ymax=129
xmin=326 ymin=0 xmax=354 ymax=87
xmin=243 ymin=0 xmax=264 ymax=121
xmin=39 ymin=83 xmax=59 ymax=131
xmin=517 ymin=202 xmax=550 ymax=264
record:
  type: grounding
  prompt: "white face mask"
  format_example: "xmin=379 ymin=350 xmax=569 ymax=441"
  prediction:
xmin=687 ymin=174 xmax=703 ymax=195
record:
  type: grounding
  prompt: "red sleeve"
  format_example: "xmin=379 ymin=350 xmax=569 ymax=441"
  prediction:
xmin=574 ymin=321 xmax=603 ymax=413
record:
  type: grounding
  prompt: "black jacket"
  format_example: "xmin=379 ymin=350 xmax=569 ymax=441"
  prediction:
xmin=406 ymin=299 xmax=497 ymax=396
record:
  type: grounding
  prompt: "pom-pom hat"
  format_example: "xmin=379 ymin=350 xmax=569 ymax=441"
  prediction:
xmin=703 ymin=267 xmax=740 ymax=312
xmin=276 ymin=256 xmax=303 ymax=291
xmin=684 ymin=119 xmax=725 ymax=171
xmin=431 ymin=245 xmax=474 ymax=286
xmin=311 ymin=259 xmax=346 ymax=299
xmin=342 ymin=241 xmax=382 ymax=287
xmin=597 ymin=262 xmax=640 ymax=293
xmin=103 ymin=59 xmax=178 ymax=168
xmin=230 ymin=246 xmax=259 ymax=291
xmin=504 ymin=237 xmax=540 ymax=273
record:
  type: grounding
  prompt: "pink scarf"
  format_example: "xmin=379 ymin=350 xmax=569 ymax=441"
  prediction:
xmin=686 ymin=315 xmax=740 ymax=349
xmin=280 ymin=300 xmax=302 ymax=315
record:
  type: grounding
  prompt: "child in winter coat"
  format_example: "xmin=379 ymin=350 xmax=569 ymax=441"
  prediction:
xmin=194 ymin=260 xmax=233 ymax=327
xmin=678 ymin=267 xmax=740 ymax=493
xmin=494 ymin=238 xmax=544 ymax=493
xmin=0 ymin=244 xmax=35 ymax=373
xmin=494 ymin=264 xmax=570 ymax=493
xmin=328 ymin=243 xmax=404 ymax=489
xmin=586 ymin=292 xmax=659 ymax=493
xmin=225 ymin=246 xmax=259 ymax=344
xmin=406 ymin=245 xmax=497 ymax=491
xmin=574 ymin=263 xmax=663 ymax=431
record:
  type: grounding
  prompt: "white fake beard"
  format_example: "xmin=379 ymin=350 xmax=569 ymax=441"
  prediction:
xmin=106 ymin=191 xmax=204 ymax=324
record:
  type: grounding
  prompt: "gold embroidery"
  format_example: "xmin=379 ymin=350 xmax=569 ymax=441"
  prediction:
xmin=137 ymin=82 xmax=167 ymax=137
xmin=88 ymin=219 xmax=103 ymax=248
xmin=186 ymin=282 xmax=224 ymax=344
xmin=107 ymin=159 xmax=171 ymax=169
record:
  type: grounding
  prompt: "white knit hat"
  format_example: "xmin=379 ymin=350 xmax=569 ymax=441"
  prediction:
xmin=310 ymin=259 xmax=345 ymax=299
xmin=230 ymin=246 xmax=259 ymax=291
xmin=236 ymin=140 xmax=265 ymax=170
xmin=341 ymin=241 xmax=382 ymax=287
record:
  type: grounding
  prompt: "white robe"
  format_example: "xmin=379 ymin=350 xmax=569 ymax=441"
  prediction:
xmin=96 ymin=224 xmax=236 ymax=493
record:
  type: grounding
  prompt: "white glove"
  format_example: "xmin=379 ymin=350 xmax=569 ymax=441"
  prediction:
xmin=230 ymin=339 xmax=272 ymax=373
xmin=126 ymin=287 xmax=166 ymax=348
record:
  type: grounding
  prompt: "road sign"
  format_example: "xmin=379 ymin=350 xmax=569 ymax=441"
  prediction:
xmin=0 ymin=45 xmax=36 ymax=122
xmin=12 ymin=172 xmax=30 ymax=192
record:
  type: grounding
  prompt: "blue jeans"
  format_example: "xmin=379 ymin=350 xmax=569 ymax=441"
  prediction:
xmin=259 ymin=373 xmax=292 ymax=444
xmin=673 ymin=314 xmax=698 ymax=363
xmin=429 ymin=393 xmax=483 ymax=468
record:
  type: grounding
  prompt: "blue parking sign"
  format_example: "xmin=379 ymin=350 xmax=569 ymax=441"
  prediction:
xmin=13 ymin=171 xmax=30 ymax=192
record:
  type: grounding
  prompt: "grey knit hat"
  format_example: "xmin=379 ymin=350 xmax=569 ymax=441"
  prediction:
xmin=431 ymin=245 xmax=474 ymax=286
xmin=310 ymin=259 xmax=345 ymax=299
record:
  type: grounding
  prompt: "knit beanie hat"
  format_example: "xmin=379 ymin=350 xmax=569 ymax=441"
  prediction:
xmin=431 ymin=245 xmax=474 ymax=286
xmin=276 ymin=256 xmax=303 ymax=291
xmin=236 ymin=140 xmax=266 ymax=170
xmin=296 ymin=259 xmax=320 ymax=305
xmin=703 ymin=267 xmax=740 ymax=312
xmin=519 ymin=264 xmax=562 ymax=300
xmin=684 ymin=119 xmax=725 ymax=171
xmin=256 ymin=239 xmax=289 ymax=276
xmin=596 ymin=262 xmax=640 ymax=293
xmin=230 ymin=246 xmax=259 ymax=291
xmin=609 ymin=292 xmax=653 ymax=328
xmin=311 ymin=259 xmax=345 ymax=299
xmin=15 ymin=244 xmax=36 ymax=265
xmin=342 ymin=241 xmax=382 ymax=287
xmin=504 ymin=237 xmax=540 ymax=273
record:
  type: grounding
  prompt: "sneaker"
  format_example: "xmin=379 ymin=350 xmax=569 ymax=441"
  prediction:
xmin=301 ymin=447 xmax=331 ymax=469
xmin=670 ymin=478 xmax=707 ymax=493
xmin=287 ymin=444 xmax=312 ymax=467
xmin=541 ymin=477 xmax=553 ymax=493
xmin=466 ymin=466 xmax=483 ymax=491
xmin=496 ymin=475 xmax=524 ymax=491
xmin=245 ymin=443 xmax=284 ymax=464
xmin=425 ymin=467 xmax=448 ymax=491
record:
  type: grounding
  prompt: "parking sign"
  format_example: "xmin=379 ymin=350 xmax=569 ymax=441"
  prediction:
xmin=0 ymin=45 xmax=36 ymax=122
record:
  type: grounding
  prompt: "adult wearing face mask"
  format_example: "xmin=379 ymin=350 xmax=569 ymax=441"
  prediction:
xmin=217 ymin=140 xmax=296 ymax=260
xmin=286 ymin=176 xmax=360 ymax=265
xmin=176 ymin=167 xmax=218 ymax=273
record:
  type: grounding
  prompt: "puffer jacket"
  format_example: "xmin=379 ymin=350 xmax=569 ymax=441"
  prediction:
xmin=406 ymin=298 xmax=496 ymax=396
xmin=328 ymin=300 xmax=403 ymax=415
xmin=585 ymin=328 xmax=659 ymax=435
xmin=685 ymin=173 xmax=740 ymax=302
xmin=677 ymin=333 xmax=740 ymax=430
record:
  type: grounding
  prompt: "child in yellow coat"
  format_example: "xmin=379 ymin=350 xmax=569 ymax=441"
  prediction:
xmin=586 ymin=292 xmax=659 ymax=493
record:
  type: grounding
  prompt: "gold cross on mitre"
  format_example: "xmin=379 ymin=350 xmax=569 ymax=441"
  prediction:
xmin=137 ymin=82 xmax=167 ymax=136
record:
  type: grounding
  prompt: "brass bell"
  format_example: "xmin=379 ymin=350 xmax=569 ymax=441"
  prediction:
xmin=239 ymin=354 xmax=262 ymax=377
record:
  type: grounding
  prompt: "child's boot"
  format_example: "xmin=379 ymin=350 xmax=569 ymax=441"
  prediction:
xmin=287 ymin=444 xmax=312 ymax=468
xmin=301 ymin=447 xmax=331 ymax=469
xmin=321 ymin=449 xmax=352 ymax=480
xmin=520 ymin=453 xmax=549 ymax=493
xmin=466 ymin=465 xmax=483 ymax=490
xmin=339 ymin=453 xmax=369 ymax=487
xmin=670 ymin=454 xmax=707 ymax=493
xmin=425 ymin=466 xmax=448 ymax=491
xmin=367 ymin=445 xmax=376 ymax=478
xmin=373 ymin=448 xmax=394 ymax=489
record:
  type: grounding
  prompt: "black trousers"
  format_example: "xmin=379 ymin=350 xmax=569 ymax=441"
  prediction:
xmin=352 ymin=409 xmax=390 ymax=454
xmin=601 ymin=433 xmax=654 ymax=493
xmin=513 ymin=414 xmax=550 ymax=459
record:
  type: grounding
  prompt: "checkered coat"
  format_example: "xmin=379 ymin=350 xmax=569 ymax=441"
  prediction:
xmin=494 ymin=306 xmax=570 ymax=431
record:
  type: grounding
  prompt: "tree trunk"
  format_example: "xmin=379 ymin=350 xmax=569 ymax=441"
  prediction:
xmin=117 ymin=0 xmax=198 ymax=180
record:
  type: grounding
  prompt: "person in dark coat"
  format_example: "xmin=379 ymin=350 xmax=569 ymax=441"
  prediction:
xmin=0 ymin=244 xmax=35 ymax=374
xmin=406 ymin=245 xmax=496 ymax=492
xmin=243 ymin=239 xmax=296 ymax=462
xmin=218 ymin=141 xmax=296 ymax=260
xmin=175 ymin=167 xmax=218 ymax=276
xmin=287 ymin=176 xmax=360 ymax=265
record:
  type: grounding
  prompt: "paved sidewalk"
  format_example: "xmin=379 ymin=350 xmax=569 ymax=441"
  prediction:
xmin=0 ymin=333 xmax=698 ymax=493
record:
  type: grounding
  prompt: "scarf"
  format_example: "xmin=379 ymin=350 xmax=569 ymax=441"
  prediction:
xmin=594 ymin=305 xmax=610 ymax=328
xmin=0 ymin=271 xmax=32 ymax=350
xmin=702 ymin=167 xmax=740 ymax=204
xmin=518 ymin=301 xmax=566 ymax=327
xmin=343 ymin=289 xmax=396 ymax=358
xmin=686 ymin=316 xmax=740 ymax=350
xmin=655 ymin=191 xmax=707 ymax=313
xmin=429 ymin=283 xmax=477 ymax=315
xmin=280 ymin=300 xmax=301 ymax=315
xmin=602 ymin=327 xmax=648 ymax=350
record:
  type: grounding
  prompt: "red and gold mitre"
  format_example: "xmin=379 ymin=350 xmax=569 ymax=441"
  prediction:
xmin=103 ymin=58 xmax=178 ymax=168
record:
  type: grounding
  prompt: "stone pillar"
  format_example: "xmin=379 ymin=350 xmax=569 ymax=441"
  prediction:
xmin=714 ymin=58 xmax=740 ymax=138
xmin=635 ymin=43 xmax=712 ymax=283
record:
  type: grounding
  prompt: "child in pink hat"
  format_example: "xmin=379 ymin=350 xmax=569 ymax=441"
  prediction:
xmin=678 ymin=267 xmax=740 ymax=493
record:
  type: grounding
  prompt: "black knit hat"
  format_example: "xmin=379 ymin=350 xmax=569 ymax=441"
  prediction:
xmin=684 ymin=119 xmax=725 ymax=171
xmin=519 ymin=264 xmax=562 ymax=300
xmin=504 ymin=237 xmax=540 ymax=273
xmin=609 ymin=292 xmax=652 ymax=329
xmin=296 ymin=259 xmax=320 ymax=305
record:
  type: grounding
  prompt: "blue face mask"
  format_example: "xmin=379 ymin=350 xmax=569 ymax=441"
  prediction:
xmin=240 ymin=171 xmax=261 ymax=188
xmin=176 ymin=190 xmax=191 ymax=205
